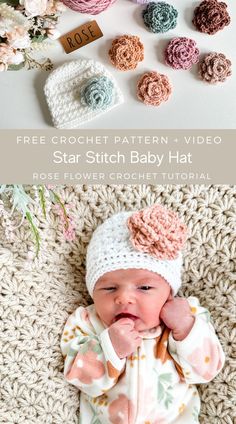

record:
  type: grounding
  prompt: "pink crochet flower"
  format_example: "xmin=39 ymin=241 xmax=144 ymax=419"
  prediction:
xmin=127 ymin=204 xmax=187 ymax=260
xmin=137 ymin=71 xmax=172 ymax=106
xmin=199 ymin=52 xmax=232 ymax=84
xmin=165 ymin=37 xmax=199 ymax=70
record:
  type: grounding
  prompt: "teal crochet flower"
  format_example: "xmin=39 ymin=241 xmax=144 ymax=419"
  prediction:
xmin=80 ymin=76 xmax=114 ymax=110
xmin=142 ymin=2 xmax=178 ymax=33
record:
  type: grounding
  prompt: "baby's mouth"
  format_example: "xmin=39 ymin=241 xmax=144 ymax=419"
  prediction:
xmin=114 ymin=313 xmax=138 ymax=322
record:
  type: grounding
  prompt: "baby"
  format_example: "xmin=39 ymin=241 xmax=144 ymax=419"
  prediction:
xmin=61 ymin=204 xmax=225 ymax=424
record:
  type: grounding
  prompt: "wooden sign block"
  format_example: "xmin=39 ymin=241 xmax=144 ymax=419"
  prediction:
xmin=60 ymin=20 xmax=103 ymax=54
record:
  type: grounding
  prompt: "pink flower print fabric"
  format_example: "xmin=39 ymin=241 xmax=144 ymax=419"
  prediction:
xmin=187 ymin=338 xmax=223 ymax=381
xmin=66 ymin=349 xmax=105 ymax=384
xmin=108 ymin=394 xmax=135 ymax=424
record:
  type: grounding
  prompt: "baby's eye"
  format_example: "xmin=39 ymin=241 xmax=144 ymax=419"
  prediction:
xmin=103 ymin=287 xmax=116 ymax=291
xmin=139 ymin=286 xmax=152 ymax=291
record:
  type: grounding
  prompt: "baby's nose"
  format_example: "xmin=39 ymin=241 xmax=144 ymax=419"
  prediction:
xmin=115 ymin=290 xmax=135 ymax=305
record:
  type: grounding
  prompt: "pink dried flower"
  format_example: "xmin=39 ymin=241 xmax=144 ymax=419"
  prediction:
xmin=6 ymin=27 xmax=31 ymax=49
xmin=54 ymin=203 xmax=76 ymax=242
xmin=137 ymin=71 xmax=172 ymax=106
xmin=127 ymin=204 xmax=187 ymax=260
xmin=199 ymin=52 xmax=231 ymax=84
xmin=0 ymin=43 xmax=24 ymax=68
xmin=165 ymin=37 xmax=199 ymax=70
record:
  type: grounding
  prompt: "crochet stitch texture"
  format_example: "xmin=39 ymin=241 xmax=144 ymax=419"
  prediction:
xmin=44 ymin=59 xmax=123 ymax=129
xmin=199 ymin=52 xmax=232 ymax=84
xmin=142 ymin=2 xmax=178 ymax=33
xmin=192 ymin=0 xmax=230 ymax=35
xmin=137 ymin=71 xmax=172 ymax=106
xmin=108 ymin=35 xmax=144 ymax=71
xmin=80 ymin=76 xmax=115 ymax=110
xmin=61 ymin=0 xmax=117 ymax=14
xmin=165 ymin=37 xmax=200 ymax=70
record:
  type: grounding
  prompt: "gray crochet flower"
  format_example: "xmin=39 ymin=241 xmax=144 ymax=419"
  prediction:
xmin=80 ymin=76 xmax=114 ymax=110
xmin=142 ymin=2 xmax=178 ymax=33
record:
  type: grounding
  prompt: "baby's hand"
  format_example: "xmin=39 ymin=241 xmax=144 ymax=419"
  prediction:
xmin=160 ymin=297 xmax=195 ymax=341
xmin=108 ymin=318 xmax=142 ymax=359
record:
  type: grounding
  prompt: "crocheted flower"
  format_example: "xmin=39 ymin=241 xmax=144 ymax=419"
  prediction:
xmin=165 ymin=37 xmax=199 ymax=70
xmin=109 ymin=35 xmax=144 ymax=71
xmin=80 ymin=76 xmax=114 ymax=110
xmin=199 ymin=52 xmax=232 ymax=84
xmin=142 ymin=2 xmax=178 ymax=33
xmin=127 ymin=204 xmax=187 ymax=260
xmin=192 ymin=0 xmax=230 ymax=35
xmin=137 ymin=71 xmax=172 ymax=106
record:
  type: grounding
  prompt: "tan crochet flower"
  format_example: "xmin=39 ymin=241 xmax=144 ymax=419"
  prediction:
xmin=199 ymin=52 xmax=232 ymax=84
xmin=137 ymin=71 xmax=172 ymax=106
xmin=192 ymin=0 xmax=230 ymax=35
xmin=108 ymin=35 xmax=144 ymax=71
xmin=127 ymin=204 xmax=187 ymax=260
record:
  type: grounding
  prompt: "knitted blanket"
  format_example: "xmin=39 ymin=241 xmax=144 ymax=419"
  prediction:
xmin=0 ymin=185 xmax=235 ymax=424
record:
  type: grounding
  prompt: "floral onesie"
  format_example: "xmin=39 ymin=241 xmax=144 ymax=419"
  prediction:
xmin=61 ymin=297 xmax=225 ymax=424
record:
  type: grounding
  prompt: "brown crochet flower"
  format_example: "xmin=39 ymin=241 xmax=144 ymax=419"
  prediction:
xmin=192 ymin=0 xmax=230 ymax=35
xmin=199 ymin=52 xmax=232 ymax=84
xmin=127 ymin=204 xmax=187 ymax=260
xmin=108 ymin=35 xmax=144 ymax=71
xmin=137 ymin=71 xmax=172 ymax=106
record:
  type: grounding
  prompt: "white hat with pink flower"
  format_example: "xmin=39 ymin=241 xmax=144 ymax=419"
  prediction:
xmin=85 ymin=204 xmax=187 ymax=297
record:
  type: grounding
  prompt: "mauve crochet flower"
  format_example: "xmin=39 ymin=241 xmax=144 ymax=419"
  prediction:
xmin=137 ymin=71 xmax=172 ymax=106
xmin=142 ymin=2 xmax=178 ymax=33
xmin=109 ymin=35 xmax=144 ymax=71
xmin=199 ymin=52 xmax=232 ymax=84
xmin=165 ymin=37 xmax=199 ymax=70
xmin=80 ymin=76 xmax=114 ymax=110
xmin=192 ymin=0 xmax=230 ymax=35
xmin=127 ymin=204 xmax=187 ymax=260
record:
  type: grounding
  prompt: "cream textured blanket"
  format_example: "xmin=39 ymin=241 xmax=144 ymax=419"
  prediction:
xmin=0 ymin=185 xmax=235 ymax=424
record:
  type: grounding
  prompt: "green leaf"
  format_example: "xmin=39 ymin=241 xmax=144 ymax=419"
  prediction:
xmin=0 ymin=0 xmax=19 ymax=5
xmin=31 ymin=35 xmax=47 ymax=43
xmin=159 ymin=373 xmax=172 ymax=383
xmin=157 ymin=382 xmax=165 ymax=402
xmin=25 ymin=211 xmax=40 ymax=257
xmin=8 ymin=62 xmax=25 ymax=71
xmin=38 ymin=186 xmax=47 ymax=219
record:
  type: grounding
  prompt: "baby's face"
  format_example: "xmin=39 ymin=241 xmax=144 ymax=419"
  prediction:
xmin=93 ymin=268 xmax=171 ymax=331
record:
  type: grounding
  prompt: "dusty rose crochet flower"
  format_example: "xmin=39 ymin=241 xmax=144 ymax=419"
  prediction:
xmin=165 ymin=37 xmax=199 ymax=70
xmin=127 ymin=204 xmax=187 ymax=260
xmin=109 ymin=35 xmax=144 ymax=71
xmin=137 ymin=71 xmax=172 ymax=106
xmin=199 ymin=52 xmax=232 ymax=84
xmin=192 ymin=0 xmax=230 ymax=35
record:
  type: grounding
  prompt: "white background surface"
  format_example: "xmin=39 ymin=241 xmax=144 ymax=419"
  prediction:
xmin=0 ymin=0 xmax=235 ymax=129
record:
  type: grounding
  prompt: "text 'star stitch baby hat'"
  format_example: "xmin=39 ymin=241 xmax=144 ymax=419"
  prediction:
xmin=44 ymin=59 xmax=124 ymax=129
xmin=86 ymin=204 xmax=187 ymax=297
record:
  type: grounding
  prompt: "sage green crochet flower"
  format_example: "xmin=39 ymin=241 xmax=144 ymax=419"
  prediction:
xmin=142 ymin=2 xmax=178 ymax=33
xmin=80 ymin=76 xmax=115 ymax=110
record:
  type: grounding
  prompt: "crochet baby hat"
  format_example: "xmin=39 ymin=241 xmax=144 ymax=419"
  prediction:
xmin=86 ymin=204 xmax=187 ymax=297
xmin=44 ymin=59 xmax=123 ymax=129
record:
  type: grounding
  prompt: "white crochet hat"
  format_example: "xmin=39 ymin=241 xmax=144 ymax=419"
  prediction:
xmin=44 ymin=59 xmax=124 ymax=128
xmin=85 ymin=205 xmax=187 ymax=297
